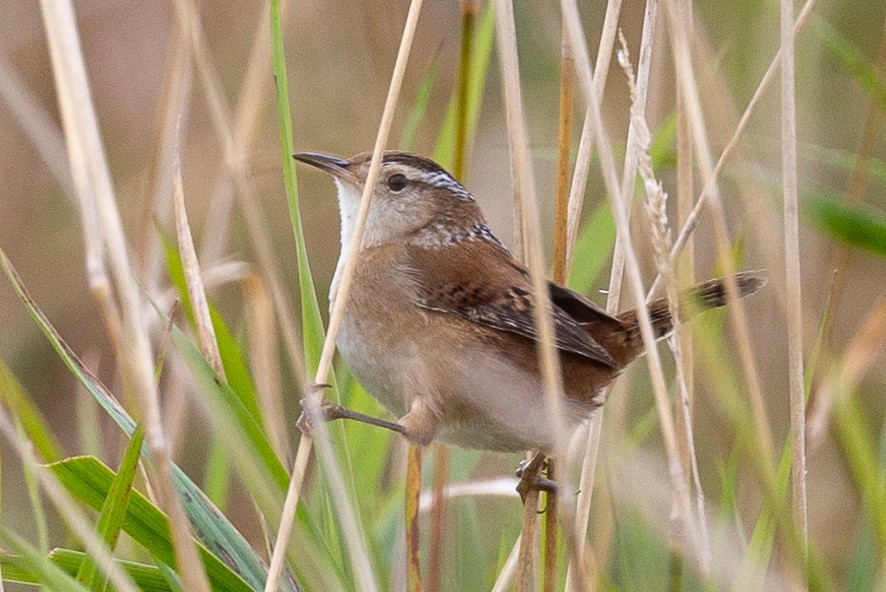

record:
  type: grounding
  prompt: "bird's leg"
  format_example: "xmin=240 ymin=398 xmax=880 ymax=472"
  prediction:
xmin=297 ymin=383 xmax=406 ymax=438
xmin=515 ymin=452 xmax=560 ymax=504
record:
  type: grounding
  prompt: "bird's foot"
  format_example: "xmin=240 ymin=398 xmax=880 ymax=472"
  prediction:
xmin=297 ymin=383 xmax=407 ymax=438
xmin=515 ymin=453 xmax=560 ymax=504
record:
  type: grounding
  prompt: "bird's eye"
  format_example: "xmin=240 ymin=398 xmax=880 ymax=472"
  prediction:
xmin=387 ymin=173 xmax=408 ymax=192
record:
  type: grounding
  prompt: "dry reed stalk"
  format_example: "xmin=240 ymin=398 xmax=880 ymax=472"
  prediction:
xmin=540 ymin=25 xmax=577 ymax=592
xmin=406 ymin=446 xmax=424 ymax=592
xmin=618 ymin=35 xmax=711 ymax=572
xmin=779 ymin=0 xmax=808 ymax=549
xmin=39 ymin=2 xmax=211 ymax=590
xmin=660 ymin=0 xmax=776 ymax=481
xmin=199 ymin=2 xmax=277 ymax=264
xmin=494 ymin=1 xmax=589 ymax=588
xmin=0 ymin=407 xmax=139 ymax=592
xmin=650 ymin=0 xmax=820 ymax=298
xmin=806 ymin=14 xmax=886 ymax=449
xmin=172 ymin=152 xmax=226 ymax=378
xmin=245 ymin=273 xmax=290 ymax=461
xmin=265 ymin=2 xmax=424 ymax=590
xmin=559 ymin=0 xmax=703 ymax=571
xmin=552 ymin=29 xmax=575 ymax=286
xmin=427 ymin=443 xmax=449 ymax=592
xmin=427 ymin=5 xmax=477 ymax=585
xmin=171 ymin=0 xmax=307 ymax=389
xmin=674 ymin=0 xmax=696 ymax=505
xmin=516 ymin=488 xmax=541 ymax=592
xmin=563 ymin=0 xmax=624 ymax=273
xmin=566 ymin=3 xmax=660 ymax=587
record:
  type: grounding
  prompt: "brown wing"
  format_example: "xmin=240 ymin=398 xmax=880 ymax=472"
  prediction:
xmin=407 ymin=240 xmax=617 ymax=367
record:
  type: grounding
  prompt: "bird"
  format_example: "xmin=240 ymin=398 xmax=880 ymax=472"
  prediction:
xmin=293 ymin=150 xmax=764 ymax=455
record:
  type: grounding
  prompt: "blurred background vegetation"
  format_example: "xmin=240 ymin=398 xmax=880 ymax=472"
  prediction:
xmin=1 ymin=0 xmax=885 ymax=590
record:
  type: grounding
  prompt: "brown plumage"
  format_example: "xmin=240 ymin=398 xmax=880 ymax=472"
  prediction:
xmin=294 ymin=150 xmax=766 ymax=454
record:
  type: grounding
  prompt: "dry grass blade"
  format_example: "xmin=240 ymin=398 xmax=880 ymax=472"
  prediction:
xmin=660 ymin=0 xmax=775 ymax=483
xmin=619 ymin=34 xmax=711 ymax=571
xmin=136 ymin=28 xmax=193 ymax=290
xmin=0 ymin=54 xmax=74 ymax=197
xmin=563 ymin=0 xmax=623 ymax=273
xmin=559 ymin=0 xmax=703 ymax=572
xmin=494 ymin=1 xmax=580 ymax=587
xmin=38 ymin=2 xmax=211 ymax=590
xmin=650 ymin=0 xmax=820 ymax=297
xmin=779 ymin=0 xmax=807 ymax=548
xmin=171 ymin=0 xmax=307 ymax=388
xmin=406 ymin=446 xmax=424 ymax=592
xmin=172 ymin=152 xmax=225 ymax=378
xmin=567 ymin=2 xmax=659 ymax=586
xmin=266 ymin=2 xmax=424 ymax=590
xmin=245 ymin=273 xmax=289 ymax=461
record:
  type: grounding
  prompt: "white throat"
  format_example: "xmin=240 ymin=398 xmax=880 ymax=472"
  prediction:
xmin=330 ymin=180 xmax=362 ymax=308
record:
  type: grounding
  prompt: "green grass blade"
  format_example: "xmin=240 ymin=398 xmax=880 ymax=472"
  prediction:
xmin=162 ymin=238 xmax=263 ymax=424
xmin=400 ymin=58 xmax=440 ymax=151
xmin=172 ymin=322 xmax=346 ymax=588
xmin=0 ymin=528 xmax=89 ymax=592
xmin=269 ymin=0 xmax=327 ymax=369
xmin=432 ymin=1 xmax=494 ymax=169
xmin=0 ymin=248 xmax=284 ymax=592
xmin=57 ymin=549 xmax=173 ymax=592
xmin=76 ymin=425 xmax=145 ymax=590
xmin=47 ymin=455 xmax=255 ymax=592
xmin=801 ymin=190 xmax=886 ymax=258
xmin=567 ymin=202 xmax=615 ymax=294
xmin=0 ymin=359 xmax=64 ymax=462
xmin=814 ymin=17 xmax=886 ymax=111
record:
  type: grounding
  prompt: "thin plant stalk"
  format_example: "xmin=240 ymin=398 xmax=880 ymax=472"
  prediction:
xmin=171 ymin=0 xmax=307 ymax=389
xmin=566 ymin=2 xmax=659 ymax=586
xmin=38 ymin=2 xmax=211 ymax=590
xmin=559 ymin=0 xmax=703 ymax=571
xmin=649 ymin=0 xmax=820 ymax=298
xmin=493 ymin=1 xmax=584 ymax=588
xmin=406 ymin=446 xmax=424 ymax=592
xmin=563 ymin=0 xmax=624 ymax=273
xmin=265 ymin=1 xmax=424 ymax=590
xmin=618 ymin=35 xmax=711 ymax=572
xmin=427 ymin=6 xmax=476 ymax=587
xmin=172 ymin=152 xmax=226 ymax=378
xmin=779 ymin=0 xmax=808 ymax=550
xmin=136 ymin=28 xmax=192 ymax=288
xmin=544 ymin=25 xmax=576 ymax=592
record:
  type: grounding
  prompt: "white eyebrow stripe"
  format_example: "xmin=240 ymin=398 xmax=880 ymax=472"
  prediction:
xmin=416 ymin=171 xmax=474 ymax=201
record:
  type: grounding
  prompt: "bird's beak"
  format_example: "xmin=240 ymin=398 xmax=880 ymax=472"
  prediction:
xmin=293 ymin=152 xmax=360 ymax=186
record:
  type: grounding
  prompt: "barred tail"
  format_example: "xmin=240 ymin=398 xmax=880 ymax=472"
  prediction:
xmin=615 ymin=271 xmax=766 ymax=355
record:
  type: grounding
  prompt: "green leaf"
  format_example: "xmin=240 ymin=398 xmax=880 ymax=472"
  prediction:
xmin=801 ymin=190 xmax=886 ymax=257
xmin=0 ymin=248 xmax=285 ymax=592
xmin=814 ymin=17 xmax=886 ymax=111
xmin=3 ymin=548 xmax=174 ymax=592
xmin=48 ymin=456 xmax=254 ymax=592
xmin=76 ymin=425 xmax=145 ymax=590
xmin=0 ymin=528 xmax=90 ymax=592
xmin=567 ymin=201 xmax=615 ymax=295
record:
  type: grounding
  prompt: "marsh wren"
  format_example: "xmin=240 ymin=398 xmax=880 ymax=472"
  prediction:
xmin=294 ymin=150 xmax=764 ymax=454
